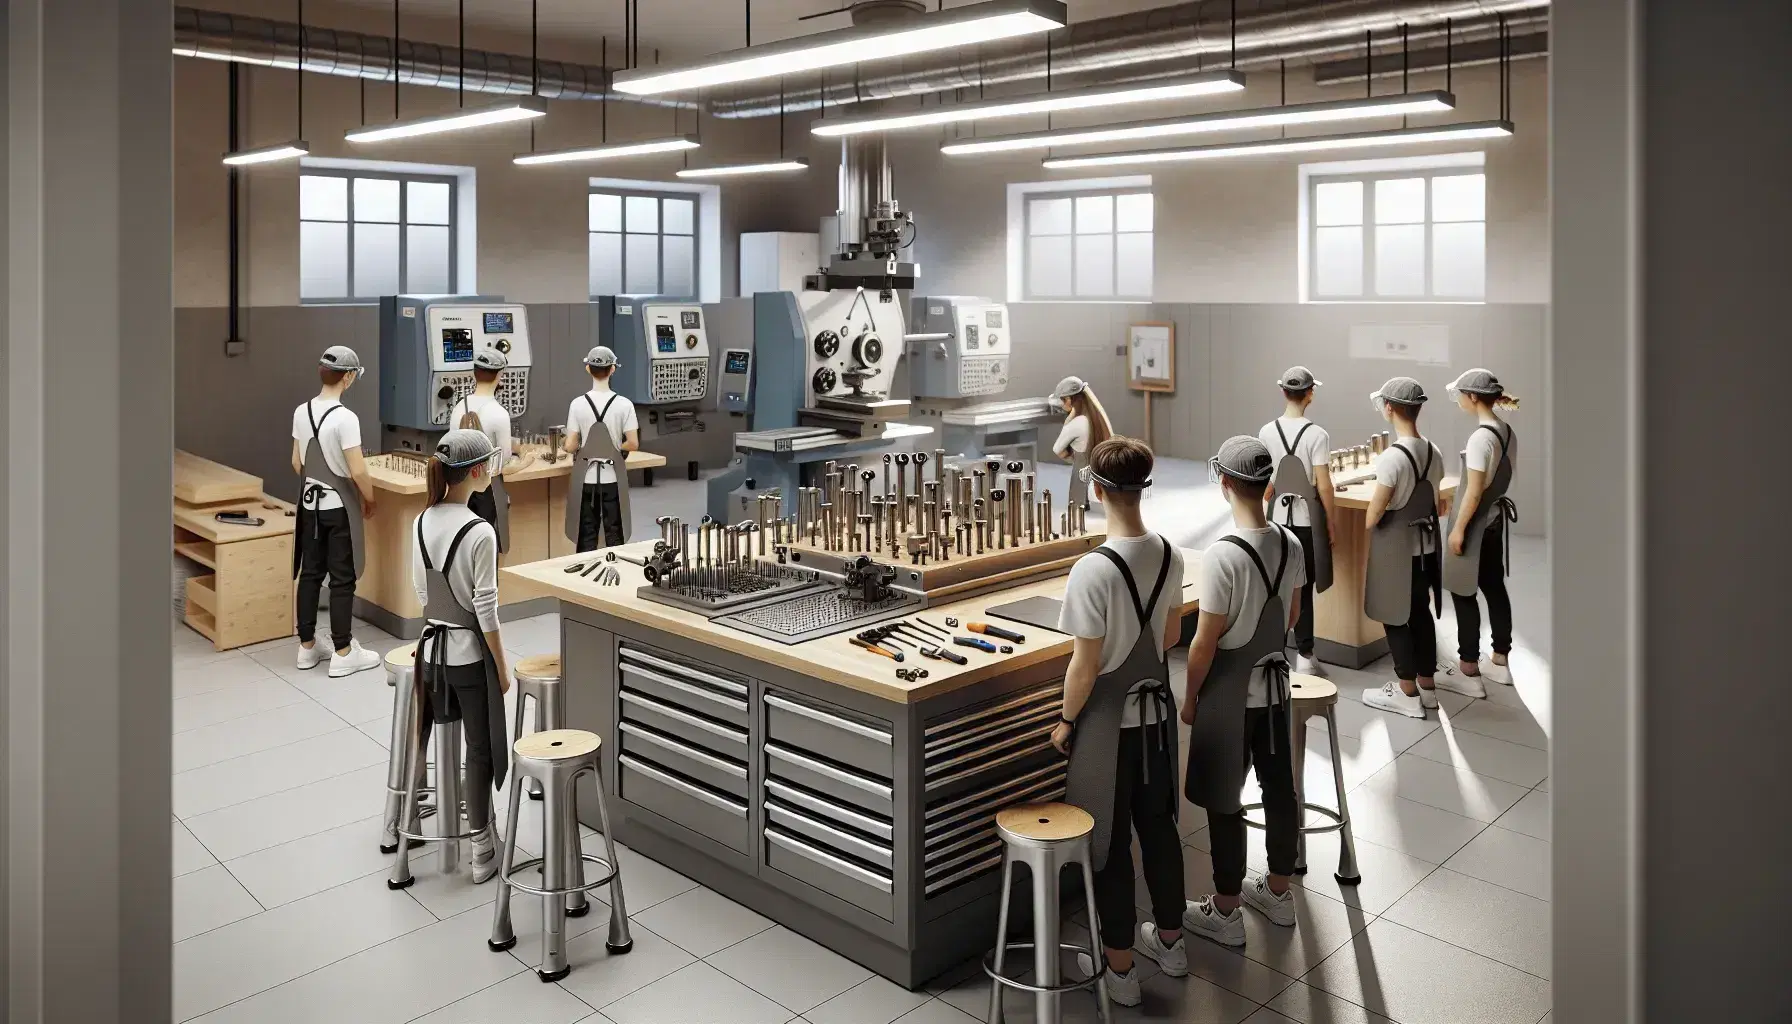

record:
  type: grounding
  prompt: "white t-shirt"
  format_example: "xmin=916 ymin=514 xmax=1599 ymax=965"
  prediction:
xmin=292 ymin=397 xmax=362 ymax=512
xmin=1374 ymin=436 xmax=1446 ymax=555
xmin=1258 ymin=416 xmax=1332 ymax=528
xmin=411 ymin=504 xmax=501 ymax=666
xmin=1053 ymin=415 xmax=1091 ymax=458
xmin=1058 ymin=534 xmax=1185 ymax=728
xmin=1200 ymin=526 xmax=1306 ymax=707
xmin=451 ymin=392 xmax=514 ymax=476
xmin=566 ymin=387 xmax=639 ymax=485
xmin=1465 ymin=418 xmax=1518 ymax=475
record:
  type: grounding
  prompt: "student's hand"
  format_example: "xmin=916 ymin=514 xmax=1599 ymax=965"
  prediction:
xmin=1180 ymin=696 xmax=1198 ymax=726
xmin=1327 ymin=521 xmax=1336 ymax=547
xmin=1449 ymin=528 xmax=1466 ymax=556
xmin=1050 ymin=721 xmax=1073 ymax=756
xmin=499 ymin=672 xmax=512 ymax=696
xmin=361 ymin=495 xmax=378 ymax=519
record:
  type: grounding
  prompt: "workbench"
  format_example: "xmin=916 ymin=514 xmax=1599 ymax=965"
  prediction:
xmin=173 ymin=451 xmax=297 ymax=651
xmin=1312 ymin=468 xmax=1459 ymax=668
xmin=500 ymin=543 xmax=1200 ymax=989
xmin=355 ymin=444 xmax=667 ymax=638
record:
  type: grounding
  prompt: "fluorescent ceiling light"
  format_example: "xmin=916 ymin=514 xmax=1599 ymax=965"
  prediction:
xmin=514 ymin=135 xmax=701 ymax=166
xmin=945 ymin=90 xmax=1456 ymax=155
xmin=1040 ymin=120 xmax=1514 ymax=169
xmin=676 ymin=159 xmax=810 ymax=179
xmin=345 ymin=99 xmax=545 ymax=144
xmin=222 ymin=140 xmax=311 ymax=166
xmin=175 ymin=47 xmax=301 ymax=70
xmin=811 ymin=71 xmax=1245 ymax=138
xmin=613 ymin=0 xmax=1066 ymax=96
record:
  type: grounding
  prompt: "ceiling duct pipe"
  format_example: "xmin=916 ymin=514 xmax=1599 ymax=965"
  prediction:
xmin=173 ymin=6 xmax=693 ymax=109
xmin=710 ymin=0 xmax=1547 ymax=118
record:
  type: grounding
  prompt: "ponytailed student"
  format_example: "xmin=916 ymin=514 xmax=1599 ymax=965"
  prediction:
xmin=410 ymin=429 xmax=512 ymax=883
xmin=1180 ymin=436 xmax=1306 ymax=947
xmin=563 ymin=346 xmax=639 ymax=552
xmin=1360 ymin=378 xmax=1450 ymax=719
xmin=1258 ymin=366 xmax=1337 ymax=676
xmin=1050 ymin=376 xmax=1115 ymax=514
xmin=449 ymin=348 xmax=533 ymax=553
xmin=1439 ymin=368 xmax=1521 ymax=694
xmin=292 ymin=345 xmax=381 ymax=677
xmin=1053 ymin=437 xmax=1187 ymax=1008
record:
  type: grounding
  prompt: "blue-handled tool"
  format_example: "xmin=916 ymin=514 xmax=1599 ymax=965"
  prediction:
xmin=953 ymin=636 xmax=998 ymax=654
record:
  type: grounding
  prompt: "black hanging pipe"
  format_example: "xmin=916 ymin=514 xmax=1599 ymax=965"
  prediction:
xmin=227 ymin=62 xmax=241 ymax=352
xmin=1400 ymin=23 xmax=1408 ymax=93
xmin=601 ymin=36 xmax=608 ymax=141
xmin=745 ymin=0 xmax=751 ymax=47
xmin=1230 ymin=0 xmax=1237 ymax=69
xmin=458 ymin=0 xmax=465 ymax=107
xmin=1445 ymin=17 xmax=1453 ymax=94
xmin=1364 ymin=29 xmax=1372 ymax=98
xmin=296 ymin=0 xmax=305 ymax=132
xmin=393 ymin=0 xmax=400 ymax=118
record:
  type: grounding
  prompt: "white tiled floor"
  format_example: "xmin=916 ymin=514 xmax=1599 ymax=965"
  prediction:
xmin=170 ymin=535 xmax=1550 ymax=1023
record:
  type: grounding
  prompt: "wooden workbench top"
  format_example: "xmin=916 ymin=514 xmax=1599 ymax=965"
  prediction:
xmin=172 ymin=495 xmax=296 ymax=543
xmin=501 ymin=543 xmax=1203 ymax=705
xmin=1332 ymin=475 xmax=1459 ymax=512
xmin=175 ymin=450 xmax=266 ymax=506
xmin=366 ymin=446 xmax=669 ymax=495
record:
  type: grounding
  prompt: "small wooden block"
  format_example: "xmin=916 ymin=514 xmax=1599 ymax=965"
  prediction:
xmin=514 ymin=728 xmax=600 ymax=761
xmin=996 ymin=801 xmax=1094 ymax=844
xmin=1288 ymin=672 xmax=1339 ymax=706
xmin=514 ymin=653 xmax=562 ymax=681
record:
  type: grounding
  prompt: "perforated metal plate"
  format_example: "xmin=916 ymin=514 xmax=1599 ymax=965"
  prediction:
xmin=713 ymin=589 xmax=922 ymax=645
xmin=635 ymin=564 xmax=825 ymax=615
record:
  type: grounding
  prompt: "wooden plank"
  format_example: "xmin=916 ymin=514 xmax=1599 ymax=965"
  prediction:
xmin=174 ymin=450 xmax=264 ymax=505
xmin=364 ymin=446 xmax=668 ymax=497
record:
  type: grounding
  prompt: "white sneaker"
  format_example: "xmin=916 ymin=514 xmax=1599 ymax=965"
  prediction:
xmin=471 ymin=826 xmax=502 ymax=884
xmin=1294 ymin=654 xmax=1328 ymax=677
xmin=1434 ymin=669 xmax=1486 ymax=699
xmin=1417 ymin=684 xmax=1440 ymax=710
xmin=1181 ymin=897 xmax=1246 ymax=947
xmin=1485 ymin=658 xmax=1514 ymax=685
xmin=328 ymin=638 xmax=382 ymax=678
xmin=296 ymin=643 xmax=325 ymax=670
xmin=1241 ymin=874 xmax=1297 ymax=927
xmin=1076 ymin=954 xmax=1142 ymax=1007
xmin=1363 ymin=682 xmax=1427 ymax=719
xmin=1137 ymin=922 xmax=1188 ymax=977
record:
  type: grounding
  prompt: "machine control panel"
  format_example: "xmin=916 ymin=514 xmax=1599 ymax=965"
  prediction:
xmin=719 ymin=349 xmax=753 ymax=412
xmin=640 ymin=302 xmax=710 ymax=403
xmin=906 ymin=296 xmax=1011 ymax=399
xmin=424 ymin=303 xmax=533 ymax=425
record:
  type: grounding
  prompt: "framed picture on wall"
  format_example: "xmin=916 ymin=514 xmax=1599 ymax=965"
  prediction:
xmin=1127 ymin=322 xmax=1175 ymax=393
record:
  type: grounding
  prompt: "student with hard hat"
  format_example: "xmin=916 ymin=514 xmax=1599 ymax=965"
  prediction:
xmin=1360 ymin=378 xmax=1450 ymax=718
xmin=1257 ymin=366 xmax=1336 ymax=677
xmin=1439 ymin=368 xmax=1522 ymax=694
xmin=449 ymin=348 xmax=534 ymax=553
xmin=291 ymin=345 xmax=381 ymax=677
xmin=562 ymin=346 xmax=639 ymax=551
xmin=409 ymin=429 xmax=512 ymax=883
xmin=1050 ymin=375 xmax=1114 ymax=513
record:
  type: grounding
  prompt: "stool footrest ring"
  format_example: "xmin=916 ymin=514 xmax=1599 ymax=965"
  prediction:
xmin=394 ymin=822 xmax=481 ymax=844
xmin=983 ymin=942 xmax=1107 ymax=995
xmin=1240 ymin=801 xmax=1347 ymax=836
xmin=498 ymin=853 xmax=619 ymax=898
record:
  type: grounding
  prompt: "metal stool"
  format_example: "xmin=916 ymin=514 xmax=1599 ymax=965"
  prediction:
xmin=380 ymin=643 xmax=436 ymax=854
xmin=511 ymin=654 xmax=565 ymax=803
xmin=387 ymin=662 xmax=480 ymax=888
xmin=1241 ymin=672 xmax=1361 ymax=886
xmin=985 ymin=802 xmax=1111 ymax=1024
xmin=488 ymin=729 xmax=631 ymax=982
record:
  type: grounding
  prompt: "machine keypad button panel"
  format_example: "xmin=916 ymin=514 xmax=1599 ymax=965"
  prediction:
xmin=650 ymin=358 xmax=708 ymax=402
xmin=429 ymin=368 xmax=531 ymax=425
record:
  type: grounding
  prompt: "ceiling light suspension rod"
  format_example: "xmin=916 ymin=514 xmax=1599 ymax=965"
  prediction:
xmin=1040 ymin=119 xmax=1514 ymax=169
xmin=811 ymin=71 xmax=1243 ymax=137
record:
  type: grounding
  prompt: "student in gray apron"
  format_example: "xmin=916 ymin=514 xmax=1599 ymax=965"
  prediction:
xmin=1359 ymin=378 xmax=1450 ymax=719
xmin=1440 ymin=368 xmax=1522 ymax=694
xmin=563 ymin=346 xmax=640 ymax=551
xmin=1051 ymin=437 xmax=1188 ymax=1007
xmin=1050 ymin=376 xmax=1114 ymax=514
xmin=290 ymin=345 xmax=382 ymax=678
xmin=452 ymin=348 xmax=532 ymax=554
xmin=406 ymin=430 xmax=513 ymax=884
xmin=1258 ymin=366 xmax=1336 ymax=677
xmin=1179 ymin=436 xmax=1306 ymax=948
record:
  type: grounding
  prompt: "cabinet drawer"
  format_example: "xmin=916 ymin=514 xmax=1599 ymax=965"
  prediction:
xmin=766 ymin=799 xmax=893 ymax=870
xmin=765 ymin=778 xmax=894 ymax=843
xmin=621 ymin=663 xmax=749 ymax=730
xmin=620 ymin=690 xmax=749 ymax=762
xmin=765 ymin=692 xmax=893 ymax=781
xmin=620 ymin=722 xmax=749 ymax=801
xmin=766 ymin=827 xmax=894 ymax=921
xmin=765 ymin=742 xmax=894 ymax=819
xmin=620 ymin=755 xmax=750 ymax=855
xmin=619 ymin=645 xmax=749 ymax=698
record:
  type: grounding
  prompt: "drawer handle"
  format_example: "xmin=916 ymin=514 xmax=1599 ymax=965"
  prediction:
xmin=767 ymin=802 xmax=893 ymax=869
xmin=926 ymin=723 xmax=1054 ymax=776
xmin=766 ymin=828 xmax=893 ymax=893
xmin=766 ymin=743 xmax=894 ymax=799
xmin=620 ymin=722 xmax=747 ymax=779
xmin=765 ymin=779 xmax=893 ymax=840
xmin=621 ymin=755 xmax=748 ymax=817
xmin=923 ymin=685 xmax=1062 ymax=740
xmin=925 ymin=705 xmax=1060 ymax=759
xmin=619 ymin=646 xmax=749 ymax=696
xmin=926 ymin=762 xmax=1066 ymax=823
xmin=623 ymin=664 xmax=749 ymax=713
xmin=766 ymin=694 xmax=892 ymax=745
xmin=621 ymin=691 xmax=749 ymax=745
xmin=924 ymin=852 xmax=1004 ymax=897
xmin=925 ymin=740 xmax=1055 ymax=794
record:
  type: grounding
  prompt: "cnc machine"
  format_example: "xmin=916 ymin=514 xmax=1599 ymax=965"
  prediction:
xmin=379 ymin=295 xmax=533 ymax=455
xmin=906 ymin=296 xmax=1055 ymax=467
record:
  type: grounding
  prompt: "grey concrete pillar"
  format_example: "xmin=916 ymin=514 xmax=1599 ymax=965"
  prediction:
xmin=4 ymin=2 xmax=173 ymax=1022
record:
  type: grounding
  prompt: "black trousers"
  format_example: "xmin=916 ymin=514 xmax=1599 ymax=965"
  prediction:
xmin=1288 ymin=524 xmax=1317 ymax=656
xmin=296 ymin=507 xmax=355 ymax=650
xmin=1208 ymin=703 xmax=1300 ymax=896
xmin=576 ymin=482 xmax=624 ymax=552
xmin=1450 ymin=526 xmax=1513 ymax=661
xmin=1092 ymin=726 xmax=1186 ymax=951
xmin=1384 ymin=555 xmax=1439 ymax=680
xmin=418 ymin=660 xmax=497 ymax=831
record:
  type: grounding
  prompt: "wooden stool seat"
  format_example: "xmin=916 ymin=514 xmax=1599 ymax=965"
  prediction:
xmin=385 ymin=643 xmax=417 ymax=668
xmin=514 ymin=654 xmax=561 ymax=681
xmin=1289 ymin=672 xmax=1338 ymax=707
xmin=996 ymin=802 xmax=1093 ymax=844
xmin=514 ymin=728 xmax=600 ymax=762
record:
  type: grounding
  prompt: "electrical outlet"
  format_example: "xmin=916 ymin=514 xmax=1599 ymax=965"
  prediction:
xmin=1115 ymin=345 xmax=1126 ymax=357
xmin=1348 ymin=324 xmax=1449 ymax=365
xmin=224 ymin=338 xmax=247 ymax=357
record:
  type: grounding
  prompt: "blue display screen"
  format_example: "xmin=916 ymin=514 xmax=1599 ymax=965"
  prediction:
xmin=655 ymin=324 xmax=678 ymax=354
xmin=483 ymin=312 xmax=514 ymax=334
xmin=724 ymin=350 xmax=751 ymax=374
xmin=442 ymin=329 xmax=475 ymax=362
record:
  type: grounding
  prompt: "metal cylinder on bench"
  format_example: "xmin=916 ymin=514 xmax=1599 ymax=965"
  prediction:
xmin=985 ymin=802 xmax=1111 ymax=1024
xmin=1239 ymin=672 xmax=1362 ymax=885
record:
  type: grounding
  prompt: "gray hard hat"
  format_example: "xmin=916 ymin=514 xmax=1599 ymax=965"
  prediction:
xmin=1447 ymin=368 xmax=1503 ymax=398
xmin=1212 ymin=435 xmax=1275 ymax=484
xmin=584 ymin=346 xmax=618 ymax=369
xmin=1050 ymin=376 xmax=1088 ymax=401
xmin=319 ymin=345 xmax=362 ymax=372
xmin=1278 ymin=366 xmax=1322 ymax=390
xmin=473 ymin=348 xmax=509 ymax=372
xmin=1371 ymin=376 xmax=1428 ymax=412
xmin=433 ymin=428 xmax=499 ymax=469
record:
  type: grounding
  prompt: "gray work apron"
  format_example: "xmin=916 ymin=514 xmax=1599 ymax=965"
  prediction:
xmin=1066 ymin=448 xmax=1090 ymax=513
xmin=1364 ymin=441 xmax=1441 ymax=627
xmin=1270 ymin=421 xmax=1333 ymax=594
xmin=563 ymin=392 xmax=632 ymax=545
xmin=455 ymin=398 xmax=512 ymax=554
xmin=413 ymin=515 xmax=509 ymax=790
xmin=1184 ymin=531 xmax=1293 ymax=815
xmin=1443 ymin=423 xmax=1518 ymax=598
xmin=1061 ymin=536 xmax=1176 ymax=871
xmin=294 ymin=402 xmax=366 ymax=580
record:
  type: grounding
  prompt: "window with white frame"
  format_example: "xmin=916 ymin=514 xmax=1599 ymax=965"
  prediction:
xmin=589 ymin=189 xmax=698 ymax=297
xmin=1309 ymin=169 xmax=1485 ymax=301
xmin=1023 ymin=189 xmax=1153 ymax=300
xmin=299 ymin=170 xmax=456 ymax=302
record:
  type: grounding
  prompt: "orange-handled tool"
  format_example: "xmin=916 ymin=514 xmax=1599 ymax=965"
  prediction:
xmin=968 ymin=622 xmax=1026 ymax=644
xmin=850 ymin=636 xmax=903 ymax=662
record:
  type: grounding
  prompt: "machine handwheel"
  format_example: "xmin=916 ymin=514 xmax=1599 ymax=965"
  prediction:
xmin=813 ymin=330 xmax=840 ymax=358
xmin=854 ymin=332 xmax=883 ymax=365
xmin=811 ymin=367 xmax=838 ymax=394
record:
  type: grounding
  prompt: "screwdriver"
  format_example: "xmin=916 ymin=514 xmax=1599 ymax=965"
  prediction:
xmin=919 ymin=645 xmax=968 ymax=665
xmin=968 ymin=622 xmax=1026 ymax=644
xmin=851 ymin=636 xmax=903 ymax=661
xmin=953 ymin=636 xmax=998 ymax=654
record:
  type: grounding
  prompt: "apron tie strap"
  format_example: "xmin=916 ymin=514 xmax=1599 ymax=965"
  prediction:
xmin=1263 ymin=655 xmax=1292 ymax=755
xmin=1494 ymin=497 xmax=1519 ymax=578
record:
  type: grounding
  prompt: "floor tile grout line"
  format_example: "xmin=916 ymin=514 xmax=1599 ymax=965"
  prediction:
xmin=1368 ymin=907 xmax=1553 ymax=986
xmin=177 ymin=758 xmax=389 ymax=823
xmin=173 ymin=694 xmax=315 ymax=737
xmin=174 ymin=720 xmax=382 ymax=779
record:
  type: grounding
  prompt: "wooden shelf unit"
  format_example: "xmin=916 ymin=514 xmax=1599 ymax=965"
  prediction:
xmin=173 ymin=453 xmax=298 ymax=651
